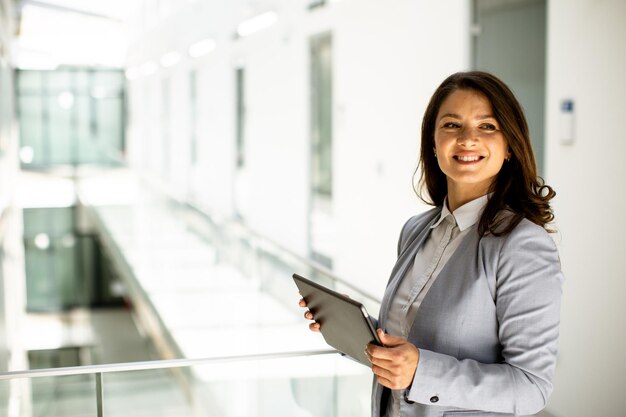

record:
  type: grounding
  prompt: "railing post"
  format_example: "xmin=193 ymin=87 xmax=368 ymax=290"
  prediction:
xmin=96 ymin=372 xmax=104 ymax=417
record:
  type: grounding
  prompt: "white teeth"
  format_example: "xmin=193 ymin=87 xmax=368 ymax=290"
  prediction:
xmin=457 ymin=155 xmax=480 ymax=162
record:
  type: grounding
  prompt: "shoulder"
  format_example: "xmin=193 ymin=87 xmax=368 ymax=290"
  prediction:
xmin=487 ymin=210 xmax=555 ymax=244
xmin=504 ymin=217 xmax=557 ymax=251
xmin=396 ymin=207 xmax=441 ymax=255
xmin=401 ymin=207 xmax=441 ymax=236
xmin=488 ymin=215 xmax=562 ymax=273
xmin=481 ymin=211 xmax=561 ymax=261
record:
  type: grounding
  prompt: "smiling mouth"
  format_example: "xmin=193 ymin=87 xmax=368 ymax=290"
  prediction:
xmin=454 ymin=155 xmax=484 ymax=162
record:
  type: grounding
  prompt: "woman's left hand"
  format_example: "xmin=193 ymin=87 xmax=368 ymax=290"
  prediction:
xmin=366 ymin=329 xmax=420 ymax=390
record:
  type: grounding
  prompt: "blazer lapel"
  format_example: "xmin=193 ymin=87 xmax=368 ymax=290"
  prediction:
xmin=379 ymin=209 xmax=442 ymax=328
xmin=406 ymin=226 xmax=481 ymax=342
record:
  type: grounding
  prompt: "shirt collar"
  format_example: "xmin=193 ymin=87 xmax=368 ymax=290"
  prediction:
xmin=431 ymin=194 xmax=490 ymax=232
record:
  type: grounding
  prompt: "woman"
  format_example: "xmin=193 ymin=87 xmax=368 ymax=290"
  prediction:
xmin=301 ymin=71 xmax=563 ymax=416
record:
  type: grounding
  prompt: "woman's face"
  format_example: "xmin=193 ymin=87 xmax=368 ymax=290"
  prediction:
xmin=433 ymin=88 xmax=510 ymax=198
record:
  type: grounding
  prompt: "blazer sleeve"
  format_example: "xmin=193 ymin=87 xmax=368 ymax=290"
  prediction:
xmin=406 ymin=221 xmax=564 ymax=415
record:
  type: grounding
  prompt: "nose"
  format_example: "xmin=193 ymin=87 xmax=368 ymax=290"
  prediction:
xmin=457 ymin=126 xmax=478 ymax=145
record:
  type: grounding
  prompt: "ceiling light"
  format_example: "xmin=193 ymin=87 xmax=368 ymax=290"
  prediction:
xmin=160 ymin=51 xmax=181 ymax=68
xmin=236 ymin=11 xmax=278 ymax=38
xmin=188 ymin=38 xmax=216 ymax=58
xmin=140 ymin=61 xmax=157 ymax=76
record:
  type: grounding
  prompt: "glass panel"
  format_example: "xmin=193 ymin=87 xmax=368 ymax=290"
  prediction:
xmin=24 ymin=245 xmax=59 ymax=311
xmin=16 ymin=68 xmax=125 ymax=168
xmin=310 ymin=33 xmax=333 ymax=197
xmin=73 ymin=70 xmax=90 ymax=95
xmin=23 ymin=207 xmax=86 ymax=311
xmin=24 ymin=244 xmax=80 ymax=311
xmin=23 ymin=207 xmax=74 ymax=238
xmin=0 ymin=354 xmax=371 ymax=417
xmin=47 ymin=93 xmax=74 ymax=165
xmin=102 ymin=369 xmax=191 ymax=417
xmin=235 ymin=68 xmax=245 ymax=168
xmin=0 ymin=374 xmax=97 ymax=417
xmin=102 ymin=354 xmax=371 ymax=417
xmin=93 ymin=71 xmax=124 ymax=94
xmin=75 ymin=95 xmax=97 ymax=163
xmin=16 ymin=70 xmax=43 ymax=92
xmin=46 ymin=70 xmax=73 ymax=94
xmin=54 ymin=245 xmax=80 ymax=308
xmin=95 ymin=97 xmax=123 ymax=162
xmin=17 ymin=96 xmax=45 ymax=165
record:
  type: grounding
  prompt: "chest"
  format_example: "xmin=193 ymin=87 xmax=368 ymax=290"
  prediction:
xmin=386 ymin=233 xmax=504 ymax=363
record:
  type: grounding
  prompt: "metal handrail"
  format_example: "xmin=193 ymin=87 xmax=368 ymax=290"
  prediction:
xmin=0 ymin=349 xmax=338 ymax=380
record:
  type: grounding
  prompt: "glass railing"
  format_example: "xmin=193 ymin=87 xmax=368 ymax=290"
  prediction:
xmin=0 ymin=350 xmax=373 ymax=417
xmin=3 ymin=165 xmax=381 ymax=416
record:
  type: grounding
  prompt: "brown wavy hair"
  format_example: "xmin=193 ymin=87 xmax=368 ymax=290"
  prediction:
xmin=414 ymin=71 xmax=556 ymax=236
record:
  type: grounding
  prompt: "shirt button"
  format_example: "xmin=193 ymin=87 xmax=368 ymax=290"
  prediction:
xmin=403 ymin=391 xmax=415 ymax=404
xmin=430 ymin=395 xmax=439 ymax=403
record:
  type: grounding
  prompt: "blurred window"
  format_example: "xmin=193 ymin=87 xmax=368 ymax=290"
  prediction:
xmin=235 ymin=67 xmax=245 ymax=169
xmin=16 ymin=69 xmax=125 ymax=167
xmin=189 ymin=69 xmax=198 ymax=166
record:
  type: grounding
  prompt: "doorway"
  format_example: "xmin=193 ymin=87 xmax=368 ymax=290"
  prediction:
xmin=472 ymin=0 xmax=547 ymax=174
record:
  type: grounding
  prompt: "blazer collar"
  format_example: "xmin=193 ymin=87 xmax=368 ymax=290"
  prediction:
xmin=431 ymin=194 xmax=490 ymax=232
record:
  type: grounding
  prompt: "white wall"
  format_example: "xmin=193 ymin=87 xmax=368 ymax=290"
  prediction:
xmin=544 ymin=0 xmax=626 ymax=415
xmin=331 ymin=0 xmax=470 ymax=296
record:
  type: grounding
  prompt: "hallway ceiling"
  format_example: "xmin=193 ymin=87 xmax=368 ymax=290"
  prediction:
xmin=14 ymin=0 xmax=142 ymax=69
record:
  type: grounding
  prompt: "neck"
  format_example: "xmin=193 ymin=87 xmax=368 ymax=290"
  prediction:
xmin=446 ymin=182 xmax=490 ymax=212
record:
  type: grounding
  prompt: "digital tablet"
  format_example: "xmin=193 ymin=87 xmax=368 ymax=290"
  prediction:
xmin=293 ymin=273 xmax=382 ymax=367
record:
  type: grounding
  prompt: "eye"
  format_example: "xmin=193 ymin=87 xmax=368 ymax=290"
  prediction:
xmin=480 ymin=123 xmax=498 ymax=131
xmin=442 ymin=122 xmax=460 ymax=129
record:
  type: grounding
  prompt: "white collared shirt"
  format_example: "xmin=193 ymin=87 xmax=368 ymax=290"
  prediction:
xmin=385 ymin=194 xmax=490 ymax=417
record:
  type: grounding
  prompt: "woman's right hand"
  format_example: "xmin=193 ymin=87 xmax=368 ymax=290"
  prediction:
xmin=298 ymin=297 xmax=321 ymax=332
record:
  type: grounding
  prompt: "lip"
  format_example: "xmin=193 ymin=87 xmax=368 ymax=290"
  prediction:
xmin=452 ymin=153 xmax=485 ymax=163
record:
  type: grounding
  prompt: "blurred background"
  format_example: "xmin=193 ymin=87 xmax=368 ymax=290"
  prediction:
xmin=0 ymin=0 xmax=624 ymax=416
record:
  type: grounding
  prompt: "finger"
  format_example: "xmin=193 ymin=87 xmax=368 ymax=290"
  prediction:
xmin=298 ymin=298 xmax=307 ymax=307
xmin=375 ymin=374 xmax=401 ymax=390
xmin=370 ymin=362 xmax=394 ymax=380
xmin=372 ymin=362 xmax=412 ymax=390
xmin=375 ymin=375 xmax=392 ymax=389
xmin=368 ymin=354 xmax=395 ymax=371
xmin=309 ymin=322 xmax=321 ymax=332
xmin=304 ymin=310 xmax=314 ymax=320
xmin=367 ymin=344 xmax=397 ymax=361
xmin=377 ymin=329 xmax=406 ymax=347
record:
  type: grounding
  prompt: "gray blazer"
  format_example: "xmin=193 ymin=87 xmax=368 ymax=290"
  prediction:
xmin=372 ymin=207 xmax=563 ymax=417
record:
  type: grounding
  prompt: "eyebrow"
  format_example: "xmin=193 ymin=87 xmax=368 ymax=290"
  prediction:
xmin=438 ymin=113 xmax=497 ymax=120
